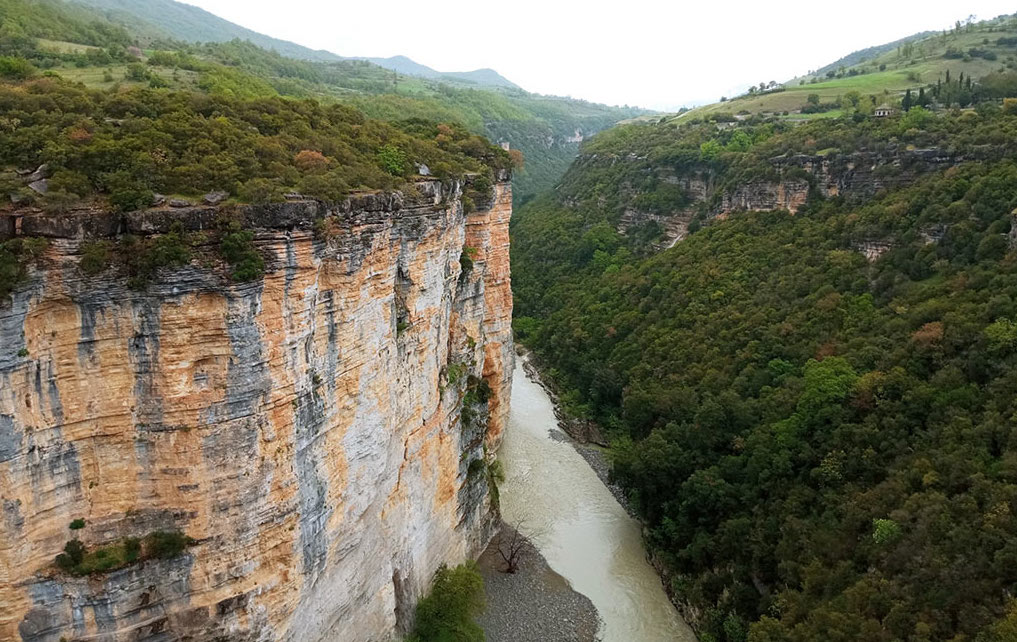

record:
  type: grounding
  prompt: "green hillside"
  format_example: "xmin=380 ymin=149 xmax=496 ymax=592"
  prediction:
xmin=687 ymin=13 xmax=1017 ymax=120
xmin=0 ymin=0 xmax=644 ymax=197
xmin=74 ymin=0 xmax=342 ymax=61
xmin=511 ymin=104 xmax=1017 ymax=642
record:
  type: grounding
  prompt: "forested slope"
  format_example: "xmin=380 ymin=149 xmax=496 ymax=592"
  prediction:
xmin=512 ymin=106 xmax=1017 ymax=641
xmin=0 ymin=0 xmax=643 ymax=197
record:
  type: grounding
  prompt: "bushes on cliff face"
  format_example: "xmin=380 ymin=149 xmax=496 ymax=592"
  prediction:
xmin=55 ymin=530 xmax=195 ymax=576
xmin=218 ymin=220 xmax=264 ymax=282
xmin=76 ymin=220 xmax=268 ymax=287
xmin=0 ymin=237 xmax=47 ymax=299
xmin=512 ymin=110 xmax=1017 ymax=640
xmin=408 ymin=562 xmax=486 ymax=642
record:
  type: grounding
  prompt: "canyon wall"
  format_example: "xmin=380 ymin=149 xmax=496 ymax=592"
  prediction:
xmin=598 ymin=147 xmax=970 ymax=247
xmin=0 ymin=175 xmax=513 ymax=642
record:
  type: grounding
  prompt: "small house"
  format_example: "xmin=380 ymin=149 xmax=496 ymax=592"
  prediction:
xmin=874 ymin=103 xmax=895 ymax=118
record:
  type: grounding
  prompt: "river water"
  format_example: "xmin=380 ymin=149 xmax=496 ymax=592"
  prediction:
xmin=499 ymin=359 xmax=696 ymax=641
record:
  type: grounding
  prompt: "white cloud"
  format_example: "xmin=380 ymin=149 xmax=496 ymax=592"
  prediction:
xmin=183 ymin=0 xmax=1015 ymax=110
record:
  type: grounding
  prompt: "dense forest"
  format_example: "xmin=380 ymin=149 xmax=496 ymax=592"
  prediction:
xmin=0 ymin=79 xmax=512 ymax=209
xmin=512 ymin=104 xmax=1017 ymax=641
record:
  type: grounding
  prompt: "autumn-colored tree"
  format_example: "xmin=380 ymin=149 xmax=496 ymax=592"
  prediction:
xmin=293 ymin=150 xmax=329 ymax=173
xmin=508 ymin=148 xmax=524 ymax=169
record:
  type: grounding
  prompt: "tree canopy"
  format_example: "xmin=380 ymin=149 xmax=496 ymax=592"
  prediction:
xmin=512 ymin=107 xmax=1017 ymax=641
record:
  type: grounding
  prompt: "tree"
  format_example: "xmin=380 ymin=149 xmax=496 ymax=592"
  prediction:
xmin=293 ymin=150 xmax=329 ymax=173
xmin=409 ymin=563 xmax=485 ymax=642
xmin=902 ymin=89 xmax=913 ymax=112
xmin=496 ymin=522 xmax=535 ymax=574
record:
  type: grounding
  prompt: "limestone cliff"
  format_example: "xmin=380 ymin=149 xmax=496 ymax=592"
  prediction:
xmin=0 ymin=175 xmax=513 ymax=642
xmin=589 ymin=147 xmax=974 ymax=248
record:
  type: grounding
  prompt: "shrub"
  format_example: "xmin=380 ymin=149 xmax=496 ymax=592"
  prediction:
xmin=124 ymin=63 xmax=149 ymax=81
xmin=445 ymin=362 xmax=468 ymax=386
xmin=79 ymin=241 xmax=112 ymax=275
xmin=121 ymin=227 xmax=192 ymax=289
xmin=460 ymin=247 xmax=478 ymax=273
xmin=377 ymin=144 xmax=407 ymax=176
xmin=145 ymin=531 xmax=194 ymax=558
xmin=0 ymin=55 xmax=36 ymax=79
xmin=238 ymin=178 xmax=284 ymax=203
xmin=54 ymin=530 xmax=194 ymax=577
xmin=64 ymin=539 xmax=85 ymax=565
xmin=467 ymin=458 xmax=486 ymax=477
xmin=408 ymin=563 xmax=485 ymax=642
xmin=103 ymin=170 xmax=153 ymax=212
xmin=0 ymin=237 xmax=48 ymax=299
xmin=124 ymin=537 xmax=141 ymax=563
xmin=294 ymin=150 xmax=330 ymax=173
xmin=219 ymin=222 xmax=264 ymax=282
xmin=69 ymin=518 xmax=86 ymax=530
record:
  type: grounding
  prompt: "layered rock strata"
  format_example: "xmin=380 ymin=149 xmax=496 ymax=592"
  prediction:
xmin=582 ymin=147 xmax=975 ymax=247
xmin=0 ymin=175 xmax=513 ymax=642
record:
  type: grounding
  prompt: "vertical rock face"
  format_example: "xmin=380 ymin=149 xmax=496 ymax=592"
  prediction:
xmin=0 ymin=177 xmax=513 ymax=642
xmin=591 ymin=147 xmax=977 ymax=249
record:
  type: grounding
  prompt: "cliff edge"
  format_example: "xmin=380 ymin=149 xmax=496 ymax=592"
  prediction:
xmin=0 ymin=174 xmax=513 ymax=642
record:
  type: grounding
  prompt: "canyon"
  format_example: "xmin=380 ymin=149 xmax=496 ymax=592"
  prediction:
xmin=603 ymin=146 xmax=979 ymax=247
xmin=0 ymin=175 xmax=513 ymax=642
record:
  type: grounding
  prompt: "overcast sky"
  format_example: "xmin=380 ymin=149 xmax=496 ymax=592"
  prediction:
xmin=184 ymin=0 xmax=1015 ymax=110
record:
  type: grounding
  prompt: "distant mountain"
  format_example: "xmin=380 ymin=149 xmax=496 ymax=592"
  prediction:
xmin=443 ymin=68 xmax=519 ymax=89
xmin=74 ymin=0 xmax=343 ymax=61
xmin=73 ymin=0 xmax=519 ymax=88
xmin=359 ymin=55 xmax=520 ymax=89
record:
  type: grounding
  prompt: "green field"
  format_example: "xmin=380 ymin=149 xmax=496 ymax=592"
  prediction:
xmin=36 ymin=38 xmax=99 ymax=54
xmin=54 ymin=64 xmax=200 ymax=90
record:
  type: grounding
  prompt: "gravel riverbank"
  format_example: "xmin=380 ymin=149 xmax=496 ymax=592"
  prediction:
xmin=476 ymin=522 xmax=600 ymax=642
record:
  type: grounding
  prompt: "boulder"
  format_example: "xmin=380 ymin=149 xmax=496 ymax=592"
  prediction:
xmin=416 ymin=163 xmax=431 ymax=176
xmin=151 ymin=194 xmax=167 ymax=207
xmin=169 ymin=199 xmax=192 ymax=208
xmin=25 ymin=164 xmax=51 ymax=183
xmin=27 ymin=179 xmax=48 ymax=195
xmin=203 ymin=191 xmax=229 ymax=205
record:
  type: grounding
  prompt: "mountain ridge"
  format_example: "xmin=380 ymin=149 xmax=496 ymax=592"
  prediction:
xmin=73 ymin=0 xmax=522 ymax=88
xmin=353 ymin=54 xmax=521 ymax=89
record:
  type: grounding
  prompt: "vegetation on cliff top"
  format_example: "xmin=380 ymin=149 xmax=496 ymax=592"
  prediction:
xmin=0 ymin=0 xmax=643 ymax=198
xmin=512 ymin=105 xmax=1017 ymax=640
xmin=0 ymin=77 xmax=513 ymax=212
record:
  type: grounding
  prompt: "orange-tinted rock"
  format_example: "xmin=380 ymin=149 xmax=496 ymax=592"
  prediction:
xmin=0 ymin=178 xmax=513 ymax=641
